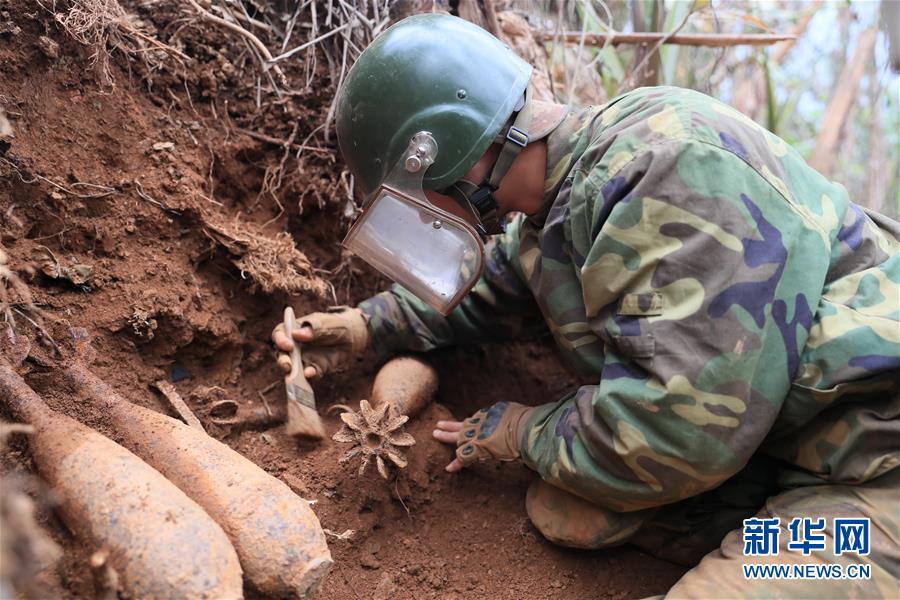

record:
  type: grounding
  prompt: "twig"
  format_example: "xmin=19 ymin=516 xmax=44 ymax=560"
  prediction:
xmin=260 ymin=379 xmax=280 ymax=395
xmin=621 ymin=1 xmax=697 ymax=91
xmin=152 ymin=380 xmax=206 ymax=433
xmin=268 ymin=20 xmax=352 ymax=64
xmin=238 ymin=127 xmax=334 ymax=155
xmin=538 ymin=31 xmax=796 ymax=47
xmin=133 ymin=180 xmax=182 ymax=217
xmin=184 ymin=0 xmax=286 ymax=84
xmin=0 ymin=157 xmax=116 ymax=199
xmin=212 ymin=2 xmax=273 ymax=33
xmin=257 ymin=390 xmax=273 ymax=417
xmin=127 ymin=27 xmax=191 ymax=61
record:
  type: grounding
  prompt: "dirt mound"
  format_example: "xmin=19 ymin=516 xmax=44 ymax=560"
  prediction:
xmin=0 ymin=2 xmax=685 ymax=597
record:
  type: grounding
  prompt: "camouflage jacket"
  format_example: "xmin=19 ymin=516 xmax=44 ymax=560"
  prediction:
xmin=359 ymin=86 xmax=900 ymax=512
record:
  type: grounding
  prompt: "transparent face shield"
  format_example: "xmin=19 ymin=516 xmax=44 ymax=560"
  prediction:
xmin=342 ymin=132 xmax=485 ymax=315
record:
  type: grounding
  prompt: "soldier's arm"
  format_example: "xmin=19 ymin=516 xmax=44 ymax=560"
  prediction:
xmin=359 ymin=216 xmax=546 ymax=359
xmin=519 ymin=139 xmax=823 ymax=511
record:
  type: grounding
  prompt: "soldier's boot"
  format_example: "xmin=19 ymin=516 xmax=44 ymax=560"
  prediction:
xmin=664 ymin=469 xmax=900 ymax=599
xmin=525 ymin=478 xmax=654 ymax=549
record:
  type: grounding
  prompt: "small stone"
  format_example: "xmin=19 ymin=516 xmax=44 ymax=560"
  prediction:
xmin=359 ymin=552 xmax=380 ymax=570
xmin=37 ymin=35 xmax=58 ymax=59
xmin=550 ymin=580 xmax=563 ymax=588
xmin=152 ymin=141 xmax=174 ymax=151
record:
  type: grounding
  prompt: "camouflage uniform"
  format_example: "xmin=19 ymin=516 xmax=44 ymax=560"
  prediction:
xmin=359 ymin=87 xmax=900 ymax=596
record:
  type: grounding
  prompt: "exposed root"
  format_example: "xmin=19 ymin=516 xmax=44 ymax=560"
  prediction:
xmin=41 ymin=0 xmax=187 ymax=87
xmin=0 ymin=156 xmax=116 ymax=200
xmin=333 ymin=400 xmax=415 ymax=479
xmin=202 ymin=213 xmax=330 ymax=298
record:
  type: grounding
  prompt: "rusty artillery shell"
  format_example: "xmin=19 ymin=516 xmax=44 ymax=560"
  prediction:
xmin=0 ymin=365 xmax=243 ymax=599
xmin=370 ymin=356 xmax=439 ymax=417
xmin=62 ymin=364 xmax=332 ymax=599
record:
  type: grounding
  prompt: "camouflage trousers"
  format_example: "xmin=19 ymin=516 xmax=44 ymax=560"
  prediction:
xmin=526 ymin=461 xmax=899 ymax=598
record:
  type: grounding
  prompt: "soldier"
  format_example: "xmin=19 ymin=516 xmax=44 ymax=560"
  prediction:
xmin=273 ymin=14 xmax=899 ymax=597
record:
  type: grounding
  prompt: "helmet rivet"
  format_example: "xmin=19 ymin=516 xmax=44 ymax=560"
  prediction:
xmin=432 ymin=219 xmax=443 ymax=230
xmin=405 ymin=155 xmax=423 ymax=172
xmin=457 ymin=89 xmax=467 ymax=100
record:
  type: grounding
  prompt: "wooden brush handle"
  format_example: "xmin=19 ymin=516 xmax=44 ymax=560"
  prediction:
xmin=283 ymin=307 xmax=312 ymax=394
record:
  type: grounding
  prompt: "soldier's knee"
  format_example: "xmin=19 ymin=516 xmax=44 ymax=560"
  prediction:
xmin=525 ymin=479 xmax=651 ymax=550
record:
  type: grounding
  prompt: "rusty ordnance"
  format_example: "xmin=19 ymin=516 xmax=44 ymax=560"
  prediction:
xmin=333 ymin=356 xmax=438 ymax=478
xmin=61 ymin=363 xmax=332 ymax=599
xmin=369 ymin=356 xmax=438 ymax=418
xmin=0 ymin=365 xmax=243 ymax=599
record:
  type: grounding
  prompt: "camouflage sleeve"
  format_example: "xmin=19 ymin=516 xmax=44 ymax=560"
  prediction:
xmin=358 ymin=215 xmax=546 ymax=359
xmin=520 ymin=138 xmax=824 ymax=512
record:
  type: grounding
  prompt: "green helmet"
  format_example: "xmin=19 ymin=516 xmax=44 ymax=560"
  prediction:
xmin=335 ymin=13 xmax=532 ymax=194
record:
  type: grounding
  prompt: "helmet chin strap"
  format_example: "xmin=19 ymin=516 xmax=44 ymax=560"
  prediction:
xmin=442 ymin=86 xmax=534 ymax=238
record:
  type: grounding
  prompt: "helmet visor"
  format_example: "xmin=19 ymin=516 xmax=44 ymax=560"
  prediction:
xmin=343 ymin=187 xmax=484 ymax=315
xmin=342 ymin=132 xmax=485 ymax=315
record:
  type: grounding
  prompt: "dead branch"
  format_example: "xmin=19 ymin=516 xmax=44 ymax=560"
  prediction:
xmin=538 ymin=31 xmax=796 ymax=47
xmin=184 ymin=0 xmax=286 ymax=85
xmin=269 ymin=21 xmax=354 ymax=64
xmin=622 ymin=1 xmax=697 ymax=91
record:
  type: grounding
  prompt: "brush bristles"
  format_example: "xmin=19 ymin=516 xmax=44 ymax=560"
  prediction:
xmin=286 ymin=402 xmax=325 ymax=439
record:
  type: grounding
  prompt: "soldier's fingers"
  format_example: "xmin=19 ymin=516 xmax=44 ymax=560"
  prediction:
xmin=432 ymin=429 xmax=458 ymax=445
xmin=444 ymin=458 xmax=464 ymax=473
xmin=292 ymin=325 xmax=314 ymax=343
xmin=435 ymin=420 xmax=464 ymax=432
xmin=273 ymin=331 xmax=294 ymax=353
xmin=304 ymin=365 xmax=318 ymax=379
xmin=276 ymin=354 xmax=293 ymax=373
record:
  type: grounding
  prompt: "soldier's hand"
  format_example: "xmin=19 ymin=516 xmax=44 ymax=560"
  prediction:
xmin=271 ymin=306 xmax=369 ymax=379
xmin=433 ymin=402 xmax=534 ymax=473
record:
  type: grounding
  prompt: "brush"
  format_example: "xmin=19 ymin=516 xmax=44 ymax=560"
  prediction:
xmin=283 ymin=306 xmax=326 ymax=439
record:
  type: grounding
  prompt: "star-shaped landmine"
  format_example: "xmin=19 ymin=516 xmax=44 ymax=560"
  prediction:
xmin=332 ymin=399 xmax=416 ymax=478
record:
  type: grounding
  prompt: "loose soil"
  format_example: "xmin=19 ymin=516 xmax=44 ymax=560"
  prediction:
xmin=0 ymin=3 xmax=686 ymax=598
